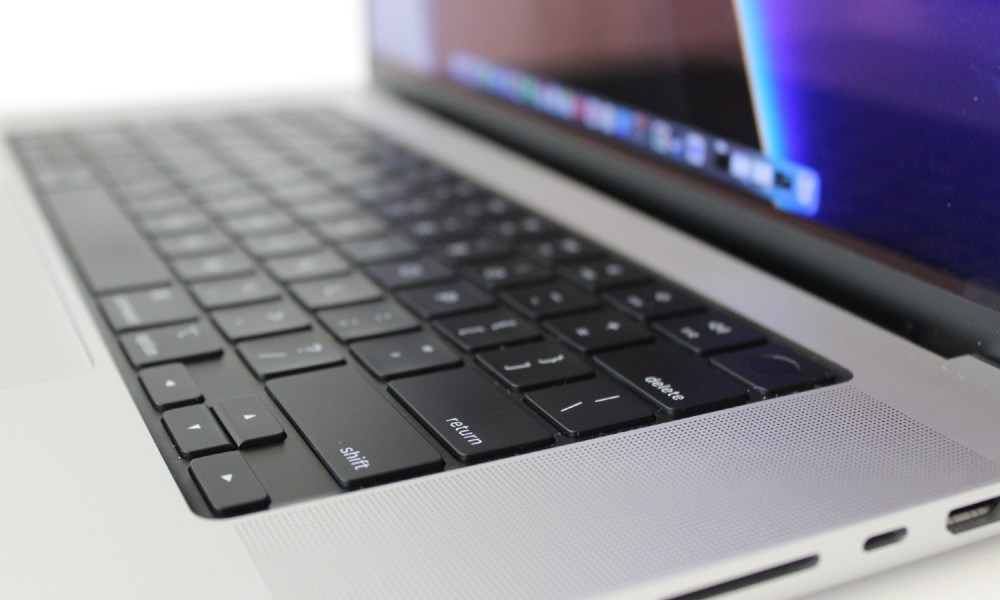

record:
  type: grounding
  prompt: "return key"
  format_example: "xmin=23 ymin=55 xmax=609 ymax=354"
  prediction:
xmin=389 ymin=368 xmax=553 ymax=462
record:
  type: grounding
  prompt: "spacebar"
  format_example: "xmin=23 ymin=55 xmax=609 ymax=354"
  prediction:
xmin=267 ymin=367 xmax=443 ymax=488
xmin=44 ymin=190 xmax=171 ymax=293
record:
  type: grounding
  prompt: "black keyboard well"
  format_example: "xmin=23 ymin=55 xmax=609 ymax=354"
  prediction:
xmin=8 ymin=109 xmax=849 ymax=517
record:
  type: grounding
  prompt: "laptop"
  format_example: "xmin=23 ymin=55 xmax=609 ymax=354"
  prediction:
xmin=3 ymin=1 xmax=1000 ymax=598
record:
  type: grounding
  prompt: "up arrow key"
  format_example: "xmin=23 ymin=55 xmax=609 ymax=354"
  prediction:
xmin=164 ymin=379 xmax=177 ymax=388
xmin=243 ymin=414 xmax=257 ymax=420
xmin=187 ymin=423 xmax=202 ymax=430
xmin=220 ymin=473 xmax=233 ymax=483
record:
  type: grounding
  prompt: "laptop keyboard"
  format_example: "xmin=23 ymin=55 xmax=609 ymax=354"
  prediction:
xmin=9 ymin=109 xmax=847 ymax=517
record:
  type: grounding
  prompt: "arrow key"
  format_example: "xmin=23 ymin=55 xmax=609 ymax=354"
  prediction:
xmin=213 ymin=396 xmax=286 ymax=448
xmin=190 ymin=451 xmax=269 ymax=516
xmin=162 ymin=405 xmax=233 ymax=458
xmin=139 ymin=363 xmax=202 ymax=410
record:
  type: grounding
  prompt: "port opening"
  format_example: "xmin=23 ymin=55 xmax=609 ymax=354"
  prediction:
xmin=668 ymin=555 xmax=818 ymax=600
xmin=864 ymin=528 xmax=907 ymax=551
xmin=947 ymin=496 xmax=1000 ymax=534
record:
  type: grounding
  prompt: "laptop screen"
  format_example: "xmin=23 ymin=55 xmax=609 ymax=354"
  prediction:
xmin=372 ymin=0 xmax=1000 ymax=310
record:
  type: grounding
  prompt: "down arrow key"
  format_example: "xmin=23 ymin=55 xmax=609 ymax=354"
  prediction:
xmin=190 ymin=452 xmax=269 ymax=516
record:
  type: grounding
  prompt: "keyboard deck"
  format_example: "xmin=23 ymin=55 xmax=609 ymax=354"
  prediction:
xmin=9 ymin=109 xmax=847 ymax=517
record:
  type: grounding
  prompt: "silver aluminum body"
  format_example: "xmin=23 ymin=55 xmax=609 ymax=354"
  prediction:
xmin=2 ymin=89 xmax=1000 ymax=599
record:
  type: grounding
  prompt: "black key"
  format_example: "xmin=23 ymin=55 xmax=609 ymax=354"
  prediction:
xmin=350 ymin=181 xmax=408 ymax=205
xmin=406 ymin=215 xmax=476 ymax=242
xmin=202 ymin=194 xmax=271 ymax=217
xmin=287 ymin=198 xmax=358 ymax=222
xmin=139 ymin=363 xmax=202 ymax=410
xmin=269 ymin=182 xmax=335 ymax=205
xmin=213 ymin=396 xmax=286 ymax=447
xmin=560 ymin=259 xmax=651 ymax=292
xmin=172 ymin=251 xmax=256 ymax=283
xmin=401 ymin=164 xmax=451 ymax=188
xmin=30 ymin=163 xmax=98 ymax=194
xmin=222 ymin=210 xmax=296 ymax=237
xmin=121 ymin=321 xmax=224 ymax=368
xmin=455 ymin=194 xmax=517 ymax=220
xmin=242 ymin=229 xmax=320 ymax=258
xmin=315 ymin=214 xmax=388 ymax=243
xmin=120 ymin=178 xmax=178 ymax=201
xmin=190 ymin=274 xmax=282 ymax=309
xmin=339 ymin=234 xmax=420 ymax=264
xmin=653 ymin=311 xmax=766 ymax=355
xmin=603 ymin=283 xmax=704 ymax=321
xmin=431 ymin=238 xmax=510 ymax=265
xmin=156 ymin=231 xmax=232 ymax=258
xmin=521 ymin=236 xmax=604 ymax=267
xmin=596 ymin=342 xmax=747 ymax=417
xmin=44 ymin=190 xmax=171 ymax=293
xmin=461 ymin=258 xmax=552 ymax=291
xmin=478 ymin=341 xmax=592 ymax=391
xmin=366 ymin=257 xmax=453 ymax=289
xmin=212 ymin=299 xmax=311 ymax=341
xmin=238 ymin=330 xmax=345 ymax=379
xmin=290 ymin=273 xmax=383 ymax=310
xmin=389 ymin=369 xmax=553 ymax=462
xmin=318 ymin=299 xmax=419 ymax=342
xmin=351 ymin=331 xmax=461 ymax=380
xmin=267 ymin=368 xmax=443 ymax=488
xmin=189 ymin=177 xmax=256 ymax=199
xmin=435 ymin=308 xmax=542 ymax=352
xmin=485 ymin=215 xmax=557 ymax=241
xmin=125 ymin=194 xmax=191 ymax=217
xmin=162 ymin=404 xmax=233 ymax=458
xmin=525 ymin=378 xmax=655 ymax=437
xmin=545 ymin=310 xmax=653 ymax=353
xmin=396 ymin=280 xmax=494 ymax=319
xmin=190 ymin=451 xmax=270 ymax=516
xmin=374 ymin=196 xmax=445 ymax=222
xmin=265 ymin=249 xmax=350 ymax=283
xmin=341 ymin=172 xmax=399 ymax=194
xmin=710 ymin=344 xmax=833 ymax=395
xmin=500 ymin=281 xmax=601 ymax=320
xmin=99 ymin=286 xmax=198 ymax=332
xmin=140 ymin=210 xmax=212 ymax=237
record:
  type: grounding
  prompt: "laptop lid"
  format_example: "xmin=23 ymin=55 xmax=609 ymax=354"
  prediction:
xmin=369 ymin=0 xmax=1000 ymax=363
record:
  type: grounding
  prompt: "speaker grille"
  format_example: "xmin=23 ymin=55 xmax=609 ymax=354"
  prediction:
xmin=237 ymin=386 xmax=1000 ymax=599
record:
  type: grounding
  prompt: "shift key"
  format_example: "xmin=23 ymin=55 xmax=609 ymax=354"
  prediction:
xmin=267 ymin=368 xmax=443 ymax=488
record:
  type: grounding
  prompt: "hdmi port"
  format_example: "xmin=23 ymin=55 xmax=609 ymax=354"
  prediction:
xmin=947 ymin=497 xmax=1000 ymax=534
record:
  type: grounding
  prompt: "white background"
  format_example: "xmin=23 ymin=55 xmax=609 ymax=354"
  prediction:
xmin=2 ymin=1 xmax=999 ymax=597
xmin=0 ymin=0 xmax=367 ymax=115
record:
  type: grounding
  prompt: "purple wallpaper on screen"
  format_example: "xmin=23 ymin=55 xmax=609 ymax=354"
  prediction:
xmin=740 ymin=1 xmax=1000 ymax=290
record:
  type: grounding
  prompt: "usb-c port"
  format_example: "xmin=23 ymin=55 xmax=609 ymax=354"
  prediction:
xmin=864 ymin=528 xmax=907 ymax=551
